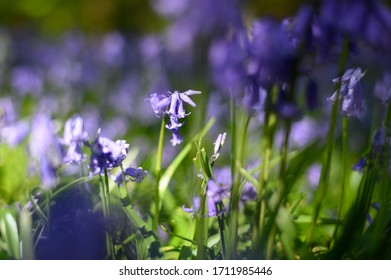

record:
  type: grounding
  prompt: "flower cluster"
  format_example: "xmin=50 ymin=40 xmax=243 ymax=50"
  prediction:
xmin=328 ymin=68 xmax=366 ymax=118
xmin=148 ymin=90 xmax=201 ymax=146
xmin=182 ymin=179 xmax=230 ymax=217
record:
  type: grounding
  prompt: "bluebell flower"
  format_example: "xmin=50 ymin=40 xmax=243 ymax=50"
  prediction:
xmin=11 ymin=66 xmax=43 ymax=96
xmin=182 ymin=196 xmax=201 ymax=217
xmin=114 ymin=166 xmax=147 ymax=186
xmin=29 ymin=114 xmax=63 ymax=189
xmin=167 ymin=90 xmax=201 ymax=118
xmin=183 ymin=179 xmax=229 ymax=217
xmin=147 ymin=93 xmax=171 ymax=117
xmin=320 ymin=0 xmax=391 ymax=50
xmin=89 ymin=131 xmax=129 ymax=175
xmin=328 ymin=68 xmax=366 ymax=118
xmin=148 ymin=90 xmax=201 ymax=146
xmin=0 ymin=120 xmax=29 ymax=146
xmin=248 ymin=18 xmax=296 ymax=88
xmin=208 ymin=33 xmax=247 ymax=94
xmin=61 ymin=115 xmax=88 ymax=165
xmin=352 ymin=126 xmax=389 ymax=172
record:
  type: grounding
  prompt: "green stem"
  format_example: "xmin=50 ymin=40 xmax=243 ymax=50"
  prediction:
xmin=118 ymin=166 xmax=157 ymax=259
xmin=252 ymin=87 xmax=277 ymax=258
xmin=335 ymin=116 xmax=349 ymax=239
xmin=308 ymin=39 xmax=349 ymax=243
xmin=227 ymin=110 xmax=250 ymax=259
xmin=99 ymin=173 xmax=114 ymax=259
xmin=153 ymin=118 xmax=165 ymax=234
xmin=196 ymin=180 xmax=208 ymax=260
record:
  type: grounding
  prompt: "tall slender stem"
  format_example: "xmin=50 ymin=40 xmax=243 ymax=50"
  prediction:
xmin=227 ymin=107 xmax=250 ymax=259
xmin=308 ymin=39 xmax=349 ymax=243
xmin=335 ymin=116 xmax=349 ymax=239
xmin=153 ymin=118 xmax=165 ymax=234
xmin=252 ymin=86 xmax=277 ymax=259
xmin=100 ymin=172 xmax=114 ymax=259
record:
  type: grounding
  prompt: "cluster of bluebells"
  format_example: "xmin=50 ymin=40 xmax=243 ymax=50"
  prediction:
xmin=328 ymin=68 xmax=366 ymax=118
xmin=148 ymin=90 xmax=201 ymax=146
xmin=182 ymin=179 xmax=230 ymax=217
xmin=0 ymin=104 xmax=147 ymax=189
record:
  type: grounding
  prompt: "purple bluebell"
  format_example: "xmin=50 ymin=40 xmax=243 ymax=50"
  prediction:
xmin=114 ymin=166 xmax=147 ymax=186
xmin=240 ymin=183 xmax=257 ymax=203
xmin=29 ymin=114 xmax=63 ymax=189
xmin=183 ymin=179 xmax=230 ymax=217
xmin=248 ymin=18 xmax=296 ymax=88
xmin=352 ymin=126 xmax=389 ymax=172
xmin=147 ymin=93 xmax=171 ymax=117
xmin=320 ymin=0 xmax=391 ymax=50
xmin=89 ymin=131 xmax=129 ymax=175
xmin=0 ymin=120 xmax=29 ymax=146
xmin=374 ymin=72 xmax=391 ymax=103
xmin=148 ymin=90 xmax=201 ymax=146
xmin=275 ymin=87 xmax=301 ymax=119
xmin=0 ymin=98 xmax=16 ymax=126
xmin=61 ymin=115 xmax=89 ymax=165
xmin=167 ymin=90 xmax=201 ymax=118
xmin=182 ymin=196 xmax=201 ymax=216
xmin=328 ymin=68 xmax=366 ymax=118
xmin=208 ymin=33 xmax=247 ymax=94
xmin=11 ymin=66 xmax=43 ymax=96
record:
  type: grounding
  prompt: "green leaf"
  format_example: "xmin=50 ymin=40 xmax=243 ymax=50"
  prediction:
xmin=0 ymin=211 xmax=20 ymax=259
xmin=159 ymin=118 xmax=215 ymax=206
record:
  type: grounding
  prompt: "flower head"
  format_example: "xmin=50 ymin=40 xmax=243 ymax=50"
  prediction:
xmin=328 ymin=68 xmax=366 ymax=118
xmin=114 ymin=166 xmax=147 ymax=185
xmin=89 ymin=131 xmax=129 ymax=175
xmin=148 ymin=89 xmax=201 ymax=146
xmin=29 ymin=113 xmax=63 ymax=189
xmin=61 ymin=115 xmax=89 ymax=165
xmin=182 ymin=179 xmax=229 ymax=217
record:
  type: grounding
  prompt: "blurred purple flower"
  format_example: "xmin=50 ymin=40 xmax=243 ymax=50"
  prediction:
xmin=320 ymin=0 xmax=391 ymax=50
xmin=183 ymin=179 xmax=230 ymax=217
xmin=29 ymin=114 xmax=63 ymax=189
xmin=328 ymin=68 xmax=366 ymax=118
xmin=89 ymin=132 xmax=129 ymax=175
xmin=114 ymin=166 xmax=147 ymax=186
xmin=0 ymin=98 xmax=16 ymax=126
xmin=248 ymin=18 xmax=296 ymax=88
xmin=0 ymin=120 xmax=29 ymax=146
xmin=182 ymin=196 xmax=201 ymax=216
xmin=11 ymin=66 xmax=43 ymax=96
xmin=352 ymin=126 xmax=389 ymax=172
xmin=61 ymin=115 xmax=88 ymax=165
xmin=208 ymin=34 xmax=247 ymax=94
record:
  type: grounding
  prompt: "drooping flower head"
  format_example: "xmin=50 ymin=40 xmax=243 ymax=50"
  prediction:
xmin=89 ymin=130 xmax=129 ymax=175
xmin=148 ymin=89 xmax=201 ymax=146
xmin=328 ymin=67 xmax=366 ymax=118
xmin=114 ymin=166 xmax=148 ymax=186
xmin=183 ymin=179 xmax=230 ymax=217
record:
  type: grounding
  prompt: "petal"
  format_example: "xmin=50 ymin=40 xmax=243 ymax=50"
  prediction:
xmin=179 ymin=93 xmax=196 ymax=107
xmin=183 ymin=90 xmax=201 ymax=96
